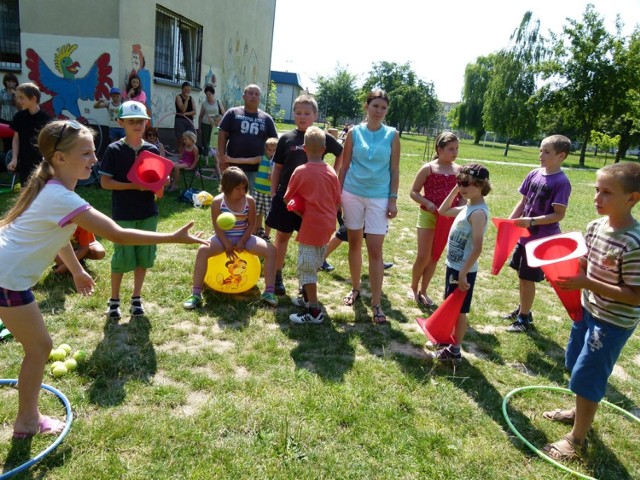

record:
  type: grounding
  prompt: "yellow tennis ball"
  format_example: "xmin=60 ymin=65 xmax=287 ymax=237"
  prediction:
xmin=52 ymin=365 xmax=68 ymax=378
xmin=216 ymin=212 xmax=236 ymax=231
xmin=59 ymin=344 xmax=72 ymax=355
xmin=64 ymin=358 xmax=78 ymax=371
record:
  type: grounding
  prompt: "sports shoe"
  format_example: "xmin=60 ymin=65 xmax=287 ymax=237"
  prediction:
xmin=274 ymin=273 xmax=286 ymax=296
xmin=289 ymin=310 xmax=324 ymax=324
xmin=130 ymin=297 xmax=145 ymax=316
xmin=107 ymin=298 xmax=121 ymax=320
xmin=502 ymin=306 xmax=520 ymax=321
xmin=507 ymin=315 xmax=532 ymax=332
xmin=183 ymin=294 xmax=203 ymax=310
xmin=425 ymin=340 xmax=450 ymax=350
xmin=261 ymin=292 xmax=278 ymax=307
xmin=319 ymin=260 xmax=335 ymax=272
xmin=383 ymin=262 xmax=394 ymax=270
xmin=291 ymin=296 xmax=309 ymax=308
xmin=432 ymin=347 xmax=462 ymax=362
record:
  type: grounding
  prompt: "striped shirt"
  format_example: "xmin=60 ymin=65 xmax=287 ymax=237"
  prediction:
xmin=254 ymin=155 xmax=272 ymax=195
xmin=583 ymin=217 xmax=640 ymax=328
xmin=220 ymin=197 xmax=249 ymax=241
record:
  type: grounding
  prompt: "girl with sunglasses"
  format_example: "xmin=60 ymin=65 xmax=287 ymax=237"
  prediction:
xmin=431 ymin=163 xmax=491 ymax=362
xmin=0 ymin=120 xmax=207 ymax=439
xmin=409 ymin=132 xmax=462 ymax=309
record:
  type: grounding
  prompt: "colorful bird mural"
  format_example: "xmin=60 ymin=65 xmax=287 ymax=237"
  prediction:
xmin=26 ymin=44 xmax=113 ymax=123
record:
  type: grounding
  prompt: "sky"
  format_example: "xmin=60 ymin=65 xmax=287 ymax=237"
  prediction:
xmin=270 ymin=0 xmax=640 ymax=103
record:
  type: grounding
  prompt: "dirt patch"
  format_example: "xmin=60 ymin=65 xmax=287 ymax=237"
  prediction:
xmin=153 ymin=371 xmax=182 ymax=387
xmin=634 ymin=354 xmax=640 ymax=366
xmin=191 ymin=366 xmax=219 ymax=380
xmin=463 ymin=342 xmax=490 ymax=360
xmin=180 ymin=391 xmax=209 ymax=417
xmin=386 ymin=340 xmax=429 ymax=359
xmin=612 ymin=364 xmax=629 ymax=381
xmin=507 ymin=362 xmax=539 ymax=377
xmin=157 ymin=335 xmax=233 ymax=354
xmin=234 ymin=366 xmax=249 ymax=379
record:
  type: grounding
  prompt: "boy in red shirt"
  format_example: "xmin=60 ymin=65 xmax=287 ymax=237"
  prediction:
xmin=285 ymin=127 xmax=341 ymax=324
xmin=53 ymin=226 xmax=106 ymax=274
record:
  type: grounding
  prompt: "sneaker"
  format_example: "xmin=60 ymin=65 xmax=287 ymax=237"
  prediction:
xmin=507 ymin=315 xmax=532 ymax=332
xmin=261 ymin=292 xmax=278 ymax=307
xmin=130 ymin=297 xmax=145 ymax=316
xmin=502 ymin=306 xmax=520 ymax=321
xmin=432 ymin=347 xmax=462 ymax=362
xmin=275 ymin=274 xmax=286 ymax=296
xmin=383 ymin=262 xmax=394 ymax=270
xmin=289 ymin=310 xmax=324 ymax=324
xmin=425 ymin=340 xmax=450 ymax=350
xmin=291 ymin=296 xmax=309 ymax=308
xmin=107 ymin=298 xmax=121 ymax=320
xmin=183 ymin=294 xmax=203 ymax=310
xmin=319 ymin=260 xmax=334 ymax=272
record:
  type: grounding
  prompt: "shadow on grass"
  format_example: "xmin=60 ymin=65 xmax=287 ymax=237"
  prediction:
xmin=2 ymin=439 xmax=71 ymax=480
xmin=84 ymin=315 xmax=157 ymax=407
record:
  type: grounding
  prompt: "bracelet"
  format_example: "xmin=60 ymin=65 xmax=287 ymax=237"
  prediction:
xmin=389 ymin=193 xmax=398 ymax=199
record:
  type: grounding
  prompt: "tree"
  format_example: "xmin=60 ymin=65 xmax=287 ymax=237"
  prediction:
xmin=264 ymin=80 xmax=284 ymax=122
xmin=538 ymin=5 xmax=621 ymax=166
xmin=451 ymin=55 xmax=495 ymax=144
xmin=314 ymin=66 xmax=360 ymax=127
xmin=361 ymin=61 xmax=439 ymax=136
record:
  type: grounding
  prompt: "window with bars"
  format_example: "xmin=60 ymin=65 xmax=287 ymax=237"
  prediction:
xmin=154 ymin=6 xmax=202 ymax=86
xmin=0 ymin=0 xmax=20 ymax=70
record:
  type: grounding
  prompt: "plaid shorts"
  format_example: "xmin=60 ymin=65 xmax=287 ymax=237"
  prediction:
xmin=254 ymin=191 xmax=272 ymax=217
xmin=0 ymin=286 xmax=35 ymax=307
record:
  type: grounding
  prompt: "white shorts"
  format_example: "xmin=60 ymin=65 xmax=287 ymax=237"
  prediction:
xmin=341 ymin=190 xmax=389 ymax=235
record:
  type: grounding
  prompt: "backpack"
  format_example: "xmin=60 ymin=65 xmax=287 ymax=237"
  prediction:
xmin=178 ymin=188 xmax=200 ymax=203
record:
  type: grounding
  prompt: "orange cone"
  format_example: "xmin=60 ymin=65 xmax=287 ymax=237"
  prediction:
xmin=491 ymin=218 xmax=530 ymax=275
xmin=127 ymin=151 xmax=174 ymax=198
xmin=525 ymin=232 xmax=587 ymax=321
xmin=431 ymin=213 xmax=455 ymax=262
xmin=416 ymin=288 xmax=466 ymax=344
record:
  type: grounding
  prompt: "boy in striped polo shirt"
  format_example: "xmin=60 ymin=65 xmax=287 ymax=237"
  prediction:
xmin=254 ymin=137 xmax=278 ymax=241
xmin=542 ymin=162 xmax=640 ymax=460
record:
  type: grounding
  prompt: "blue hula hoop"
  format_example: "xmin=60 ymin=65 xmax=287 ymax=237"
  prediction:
xmin=502 ymin=385 xmax=640 ymax=480
xmin=0 ymin=379 xmax=73 ymax=479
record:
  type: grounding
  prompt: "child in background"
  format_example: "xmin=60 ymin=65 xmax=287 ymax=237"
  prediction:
xmin=285 ymin=127 xmax=341 ymax=324
xmin=144 ymin=127 xmax=166 ymax=157
xmin=7 ymin=83 xmax=51 ymax=185
xmin=409 ymin=132 xmax=462 ymax=308
xmin=99 ymin=101 xmax=163 ymax=320
xmin=541 ymin=162 xmax=640 ymax=460
xmin=168 ymin=130 xmax=199 ymax=191
xmin=53 ymin=226 xmax=106 ymax=274
xmin=504 ymin=135 xmax=572 ymax=332
xmin=1 ymin=120 xmax=205 ymax=439
xmin=93 ymin=87 xmax=125 ymax=142
xmin=266 ymin=95 xmax=343 ymax=296
xmin=125 ymin=73 xmax=146 ymax=105
xmin=432 ymin=164 xmax=491 ymax=362
xmin=182 ymin=167 xmax=278 ymax=309
xmin=253 ymin=137 xmax=278 ymax=240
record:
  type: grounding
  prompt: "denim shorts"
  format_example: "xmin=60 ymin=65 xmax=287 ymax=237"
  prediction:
xmin=0 ymin=286 xmax=35 ymax=307
xmin=567 ymin=309 xmax=636 ymax=403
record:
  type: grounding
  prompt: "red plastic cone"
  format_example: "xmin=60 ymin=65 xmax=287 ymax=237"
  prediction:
xmin=286 ymin=194 xmax=305 ymax=215
xmin=127 ymin=151 xmax=174 ymax=198
xmin=0 ymin=123 xmax=15 ymax=138
xmin=416 ymin=288 xmax=466 ymax=344
xmin=431 ymin=213 xmax=455 ymax=262
xmin=525 ymin=232 xmax=587 ymax=321
xmin=491 ymin=218 xmax=530 ymax=275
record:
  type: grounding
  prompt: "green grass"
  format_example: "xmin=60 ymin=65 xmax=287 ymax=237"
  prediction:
xmin=0 ymin=134 xmax=638 ymax=479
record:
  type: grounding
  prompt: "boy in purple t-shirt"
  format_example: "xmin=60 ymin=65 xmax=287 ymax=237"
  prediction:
xmin=503 ymin=135 xmax=572 ymax=332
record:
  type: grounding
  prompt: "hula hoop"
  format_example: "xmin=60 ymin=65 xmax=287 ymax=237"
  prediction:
xmin=502 ymin=385 xmax=640 ymax=480
xmin=0 ymin=379 xmax=73 ymax=479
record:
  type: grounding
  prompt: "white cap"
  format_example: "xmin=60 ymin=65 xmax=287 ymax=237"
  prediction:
xmin=118 ymin=101 xmax=150 ymax=119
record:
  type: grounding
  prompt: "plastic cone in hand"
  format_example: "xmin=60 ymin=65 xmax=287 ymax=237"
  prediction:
xmin=491 ymin=218 xmax=530 ymax=275
xmin=0 ymin=123 xmax=15 ymax=138
xmin=416 ymin=288 xmax=466 ymax=345
xmin=525 ymin=232 xmax=587 ymax=321
xmin=431 ymin=213 xmax=455 ymax=262
xmin=127 ymin=151 xmax=174 ymax=198
xmin=286 ymin=194 xmax=305 ymax=215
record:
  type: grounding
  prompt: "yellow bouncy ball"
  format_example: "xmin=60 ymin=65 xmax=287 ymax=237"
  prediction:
xmin=216 ymin=212 xmax=236 ymax=230
xmin=204 ymin=251 xmax=260 ymax=294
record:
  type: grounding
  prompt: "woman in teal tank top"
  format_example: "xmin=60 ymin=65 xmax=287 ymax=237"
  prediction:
xmin=338 ymin=90 xmax=400 ymax=324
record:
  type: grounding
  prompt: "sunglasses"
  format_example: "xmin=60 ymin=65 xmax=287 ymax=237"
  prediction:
xmin=457 ymin=180 xmax=476 ymax=187
xmin=53 ymin=120 xmax=82 ymax=152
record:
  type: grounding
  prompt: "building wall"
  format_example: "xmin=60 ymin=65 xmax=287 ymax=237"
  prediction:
xmin=8 ymin=0 xmax=276 ymax=141
xmin=275 ymin=83 xmax=302 ymax=122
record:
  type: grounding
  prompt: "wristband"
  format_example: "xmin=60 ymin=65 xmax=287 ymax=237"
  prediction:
xmin=389 ymin=193 xmax=398 ymax=199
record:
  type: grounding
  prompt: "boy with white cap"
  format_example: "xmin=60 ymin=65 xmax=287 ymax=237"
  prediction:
xmin=99 ymin=101 xmax=160 ymax=320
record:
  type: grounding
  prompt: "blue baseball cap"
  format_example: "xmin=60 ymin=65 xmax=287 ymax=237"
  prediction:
xmin=110 ymin=87 xmax=121 ymax=95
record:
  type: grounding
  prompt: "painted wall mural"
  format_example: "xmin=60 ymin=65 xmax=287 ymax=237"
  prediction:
xmin=26 ymin=43 xmax=113 ymax=122
xmin=124 ymin=44 xmax=151 ymax=109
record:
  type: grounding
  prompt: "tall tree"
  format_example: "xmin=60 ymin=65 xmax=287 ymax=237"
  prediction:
xmin=314 ymin=66 xmax=360 ymax=127
xmin=451 ymin=55 xmax=494 ymax=144
xmin=538 ymin=4 xmax=620 ymax=166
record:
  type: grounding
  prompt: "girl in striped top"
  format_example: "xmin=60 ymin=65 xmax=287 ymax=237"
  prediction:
xmin=182 ymin=167 xmax=278 ymax=308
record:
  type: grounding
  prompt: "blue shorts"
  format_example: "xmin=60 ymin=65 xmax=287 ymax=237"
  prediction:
xmin=509 ymin=243 xmax=544 ymax=282
xmin=566 ymin=309 xmax=636 ymax=403
xmin=444 ymin=266 xmax=477 ymax=314
xmin=0 ymin=287 xmax=35 ymax=307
